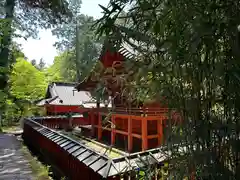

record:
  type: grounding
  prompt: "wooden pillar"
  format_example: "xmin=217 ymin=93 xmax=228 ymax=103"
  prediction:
xmin=128 ymin=116 xmax=133 ymax=152
xmin=157 ymin=117 xmax=163 ymax=146
xmin=141 ymin=117 xmax=148 ymax=151
xmin=111 ymin=115 xmax=116 ymax=145
xmin=98 ymin=112 xmax=102 ymax=140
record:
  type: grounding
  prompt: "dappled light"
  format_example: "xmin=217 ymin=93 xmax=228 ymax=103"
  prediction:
xmin=0 ymin=134 xmax=33 ymax=180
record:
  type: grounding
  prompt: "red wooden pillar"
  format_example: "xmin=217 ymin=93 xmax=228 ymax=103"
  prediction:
xmin=157 ymin=117 xmax=163 ymax=146
xmin=111 ymin=115 xmax=116 ymax=145
xmin=141 ymin=117 xmax=148 ymax=151
xmin=128 ymin=116 xmax=133 ymax=152
xmin=98 ymin=112 xmax=102 ymax=140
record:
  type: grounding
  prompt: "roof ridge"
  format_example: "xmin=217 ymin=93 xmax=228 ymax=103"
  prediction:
xmin=51 ymin=81 xmax=78 ymax=86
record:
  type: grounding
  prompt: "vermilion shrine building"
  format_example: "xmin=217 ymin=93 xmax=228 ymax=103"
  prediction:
xmin=74 ymin=40 xmax=182 ymax=153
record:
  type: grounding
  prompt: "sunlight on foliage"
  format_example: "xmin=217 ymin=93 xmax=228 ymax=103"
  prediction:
xmin=10 ymin=58 xmax=47 ymax=101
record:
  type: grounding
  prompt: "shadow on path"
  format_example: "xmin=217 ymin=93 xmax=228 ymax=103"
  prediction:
xmin=0 ymin=134 xmax=34 ymax=180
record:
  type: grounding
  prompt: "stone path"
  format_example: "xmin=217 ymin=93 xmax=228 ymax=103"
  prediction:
xmin=0 ymin=134 xmax=34 ymax=180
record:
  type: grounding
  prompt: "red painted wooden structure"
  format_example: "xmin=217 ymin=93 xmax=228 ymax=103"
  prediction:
xmin=87 ymin=107 xmax=181 ymax=153
xmin=45 ymin=104 xmax=86 ymax=115
xmin=76 ymin=41 xmax=182 ymax=153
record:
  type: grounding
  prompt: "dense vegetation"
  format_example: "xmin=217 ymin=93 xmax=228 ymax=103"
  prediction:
xmin=95 ymin=0 xmax=240 ymax=179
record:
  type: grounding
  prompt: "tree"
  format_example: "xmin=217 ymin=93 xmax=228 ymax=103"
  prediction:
xmin=31 ymin=59 xmax=37 ymax=67
xmin=96 ymin=0 xmax=240 ymax=179
xmin=0 ymin=0 xmax=71 ymax=91
xmin=51 ymin=0 xmax=82 ymax=51
xmin=8 ymin=57 xmax=46 ymax=120
xmin=52 ymin=12 xmax=102 ymax=81
xmin=10 ymin=57 xmax=46 ymax=100
xmin=0 ymin=0 xmax=73 ymax=122
xmin=75 ymin=15 xmax=102 ymax=80
xmin=45 ymin=51 xmax=76 ymax=82
xmin=37 ymin=58 xmax=46 ymax=70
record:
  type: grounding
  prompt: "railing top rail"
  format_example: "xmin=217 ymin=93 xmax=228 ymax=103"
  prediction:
xmin=25 ymin=117 xmax=109 ymax=158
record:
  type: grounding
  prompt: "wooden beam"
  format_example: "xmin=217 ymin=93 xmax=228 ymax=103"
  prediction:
xmin=148 ymin=134 xmax=159 ymax=139
xmin=132 ymin=133 xmax=141 ymax=138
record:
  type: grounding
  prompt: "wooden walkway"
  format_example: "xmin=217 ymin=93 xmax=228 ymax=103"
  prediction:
xmin=0 ymin=134 xmax=34 ymax=180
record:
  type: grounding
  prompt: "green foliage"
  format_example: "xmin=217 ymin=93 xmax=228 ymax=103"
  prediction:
xmin=21 ymin=145 xmax=52 ymax=180
xmin=75 ymin=15 xmax=102 ymax=80
xmin=45 ymin=51 xmax=75 ymax=82
xmin=0 ymin=57 xmax=47 ymax=125
xmin=0 ymin=0 xmax=74 ymax=125
xmin=10 ymin=58 xmax=46 ymax=101
xmin=52 ymin=13 xmax=102 ymax=82
xmin=4 ymin=99 xmax=20 ymax=123
xmin=0 ymin=0 xmax=72 ymax=90
xmin=96 ymin=0 xmax=240 ymax=179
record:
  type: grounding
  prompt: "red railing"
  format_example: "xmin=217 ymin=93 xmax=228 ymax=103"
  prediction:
xmin=23 ymin=118 xmax=120 ymax=180
xmin=38 ymin=116 xmax=91 ymax=129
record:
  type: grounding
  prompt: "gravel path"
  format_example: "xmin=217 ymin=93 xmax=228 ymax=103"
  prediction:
xmin=0 ymin=134 xmax=34 ymax=180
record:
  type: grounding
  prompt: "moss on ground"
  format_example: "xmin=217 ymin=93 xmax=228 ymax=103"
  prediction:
xmin=0 ymin=123 xmax=21 ymax=133
xmin=2 ymin=125 xmax=19 ymax=133
xmin=21 ymin=145 xmax=52 ymax=180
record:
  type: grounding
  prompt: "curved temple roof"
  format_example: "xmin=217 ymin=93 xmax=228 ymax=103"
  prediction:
xmin=36 ymin=82 xmax=111 ymax=107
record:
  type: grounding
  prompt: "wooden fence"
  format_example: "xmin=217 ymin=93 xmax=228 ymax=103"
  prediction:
xmin=23 ymin=116 xmax=175 ymax=180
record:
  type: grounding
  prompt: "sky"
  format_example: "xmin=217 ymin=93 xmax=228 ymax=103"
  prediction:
xmin=16 ymin=0 xmax=109 ymax=66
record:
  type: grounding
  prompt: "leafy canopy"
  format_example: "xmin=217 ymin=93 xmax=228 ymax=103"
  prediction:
xmin=10 ymin=58 xmax=46 ymax=101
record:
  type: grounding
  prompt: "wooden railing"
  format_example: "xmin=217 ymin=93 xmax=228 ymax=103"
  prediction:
xmin=92 ymin=107 xmax=180 ymax=118
xmin=34 ymin=116 xmax=91 ymax=129
xmin=23 ymin=117 xmax=120 ymax=180
xmin=114 ymin=107 xmax=169 ymax=116
xmin=23 ymin=117 xmax=184 ymax=180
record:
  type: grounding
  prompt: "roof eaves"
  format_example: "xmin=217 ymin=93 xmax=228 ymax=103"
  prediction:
xmin=51 ymin=81 xmax=78 ymax=86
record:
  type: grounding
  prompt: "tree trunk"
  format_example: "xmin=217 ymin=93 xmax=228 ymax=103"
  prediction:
xmin=0 ymin=0 xmax=15 ymax=124
xmin=0 ymin=0 xmax=15 ymax=90
xmin=75 ymin=25 xmax=81 ymax=81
